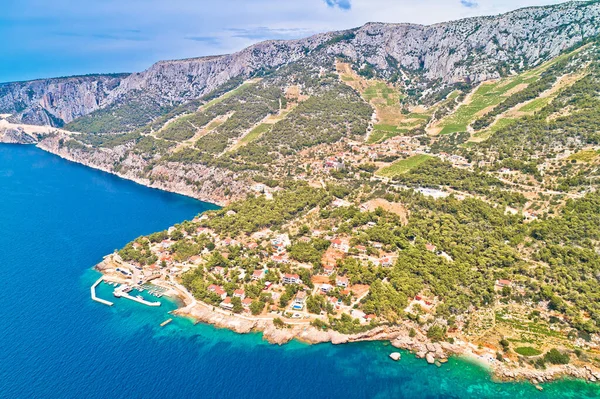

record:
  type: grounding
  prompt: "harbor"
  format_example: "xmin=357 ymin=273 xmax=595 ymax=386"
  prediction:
xmin=113 ymin=284 xmax=161 ymax=307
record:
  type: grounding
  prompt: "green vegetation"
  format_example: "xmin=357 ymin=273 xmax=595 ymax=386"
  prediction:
xmin=515 ymin=347 xmax=542 ymax=357
xmin=376 ymin=155 xmax=433 ymax=177
xmin=239 ymin=123 xmax=272 ymax=145
xmin=202 ymin=184 xmax=331 ymax=236
xmin=65 ymin=91 xmax=173 ymax=134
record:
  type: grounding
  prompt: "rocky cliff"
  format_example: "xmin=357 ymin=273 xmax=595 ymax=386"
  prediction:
xmin=0 ymin=74 xmax=127 ymax=126
xmin=2 ymin=1 xmax=599 ymax=128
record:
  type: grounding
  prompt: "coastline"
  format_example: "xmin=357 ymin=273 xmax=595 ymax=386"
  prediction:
xmin=3 ymin=136 xmax=599 ymax=386
xmin=97 ymin=258 xmax=600 ymax=387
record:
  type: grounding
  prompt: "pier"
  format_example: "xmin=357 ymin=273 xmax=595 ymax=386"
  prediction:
xmin=91 ymin=278 xmax=114 ymax=306
xmin=113 ymin=285 xmax=161 ymax=307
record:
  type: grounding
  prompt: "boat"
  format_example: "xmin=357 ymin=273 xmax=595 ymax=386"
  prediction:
xmin=136 ymin=295 xmax=144 ymax=300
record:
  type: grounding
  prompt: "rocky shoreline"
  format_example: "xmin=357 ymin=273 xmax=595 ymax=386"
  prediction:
xmin=171 ymin=291 xmax=600 ymax=386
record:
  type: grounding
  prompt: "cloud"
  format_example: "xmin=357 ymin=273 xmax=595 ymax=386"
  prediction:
xmin=324 ymin=0 xmax=351 ymax=10
xmin=185 ymin=36 xmax=220 ymax=46
xmin=54 ymin=30 xmax=149 ymax=42
xmin=226 ymin=26 xmax=314 ymax=40
xmin=460 ymin=0 xmax=478 ymax=8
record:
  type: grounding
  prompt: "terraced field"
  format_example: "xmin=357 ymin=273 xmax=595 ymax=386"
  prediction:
xmin=435 ymin=44 xmax=589 ymax=137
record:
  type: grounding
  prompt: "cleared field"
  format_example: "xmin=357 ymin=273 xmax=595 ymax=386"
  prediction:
xmin=376 ymin=154 xmax=433 ymax=177
xmin=202 ymin=79 xmax=261 ymax=110
xmin=568 ymin=149 xmax=600 ymax=162
xmin=240 ymin=123 xmax=271 ymax=144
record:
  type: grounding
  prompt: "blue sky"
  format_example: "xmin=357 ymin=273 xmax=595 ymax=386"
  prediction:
xmin=1 ymin=0 xmax=565 ymax=83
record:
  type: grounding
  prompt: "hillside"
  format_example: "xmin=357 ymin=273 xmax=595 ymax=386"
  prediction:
xmin=3 ymin=0 xmax=600 ymax=382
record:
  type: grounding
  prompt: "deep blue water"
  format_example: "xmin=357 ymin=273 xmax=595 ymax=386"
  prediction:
xmin=0 ymin=144 xmax=599 ymax=399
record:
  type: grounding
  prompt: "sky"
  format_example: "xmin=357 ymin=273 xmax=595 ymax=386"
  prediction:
xmin=1 ymin=0 xmax=567 ymax=83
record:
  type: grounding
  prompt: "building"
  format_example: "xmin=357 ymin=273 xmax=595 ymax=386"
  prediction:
xmin=321 ymin=284 xmax=333 ymax=293
xmin=336 ymin=276 xmax=349 ymax=288
xmin=208 ymin=284 xmax=227 ymax=299
xmin=323 ymin=264 xmax=336 ymax=276
xmin=242 ymin=298 xmax=253 ymax=308
xmin=252 ymin=270 xmax=265 ymax=280
xmin=292 ymin=291 xmax=307 ymax=310
xmin=282 ymin=273 xmax=301 ymax=285
xmin=379 ymin=257 xmax=393 ymax=267
xmin=331 ymin=238 xmax=349 ymax=253
xmin=220 ymin=297 xmax=234 ymax=311
xmin=496 ymin=279 xmax=512 ymax=288
xmin=233 ymin=289 xmax=245 ymax=299
xmin=425 ymin=243 xmax=437 ymax=252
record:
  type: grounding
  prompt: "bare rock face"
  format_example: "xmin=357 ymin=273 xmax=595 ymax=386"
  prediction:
xmin=0 ymin=74 xmax=126 ymax=126
xmin=2 ymin=1 xmax=599 ymax=127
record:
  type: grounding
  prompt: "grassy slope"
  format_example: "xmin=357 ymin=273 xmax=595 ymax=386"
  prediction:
xmin=376 ymin=154 xmax=433 ymax=177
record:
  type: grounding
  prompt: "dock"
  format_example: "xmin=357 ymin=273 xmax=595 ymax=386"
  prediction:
xmin=91 ymin=278 xmax=114 ymax=306
xmin=160 ymin=318 xmax=173 ymax=327
xmin=113 ymin=285 xmax=161 ymax=307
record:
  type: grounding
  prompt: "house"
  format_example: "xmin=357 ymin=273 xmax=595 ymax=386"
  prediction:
xmin=132 ymin=242 xmax=142 ymax=250
xmin=246 ymin=242 xmax=258 ymax=250
xmin=355 ymin=245 xmax=367 ymax=253
xmin=496 ymin=279 xmax=512 ymax=288
xmin=208 ymin=284 xmax=227 ymax=299
xmin=220 ymin=297 xmax=234 ymax=311
xmin=272 ymin=242 xmax=286 ymax=254
xmin=242 ymin=298 xmax=253 ymax=308
xmin=331 ymin=238 xmax=349 ymax=253
xmin=425 ymin=243 xmax=437 ymax=252
xmin=252 ymin=270 xmax=265 ymax=280
xmin=365 ymin=314 xmax=376 ymax=322
xmin=222 ymin=238 xmax=237 ymax=246
xmin=282 ymin=273 xmax=301 ymax=285
xmin=321 ymin=284 xmax=333 ymax=293
xmin=233 ymin=289 xmax=245 ymax=299
xmin=323 ymin=264 xmax=336 ymax=276
xmin=272 ymin=255 xmax=289 ymax=264
xmin=161 ymin=239 xmax=174 ymax=249
xmin=292 ymin=291 xmax=307 ymax=309
xmin=379 ymin=257 xmax=393 ymax=267
xmin=328 ymin=296 xmax=341 ymax=309
xmin=213 ymin=266 xmax=225 ymax=276
xmin=226 ymin=210 xmax=237 ymax=217
xmin=336 ymin=276 xmax=349 ymax=288
xmin=189 ymin=255 xmax=202 ymax=265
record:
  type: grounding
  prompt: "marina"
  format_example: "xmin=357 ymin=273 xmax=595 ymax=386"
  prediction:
xmin=113 ymin=284 xmax=161 ymax=307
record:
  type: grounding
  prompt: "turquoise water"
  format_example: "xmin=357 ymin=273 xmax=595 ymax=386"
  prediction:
xmin=0 ymin=144 xmax=599 ymax=399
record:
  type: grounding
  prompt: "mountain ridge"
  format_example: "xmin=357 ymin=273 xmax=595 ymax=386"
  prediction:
xmin=1 ymin=0 xmax=599 ymax=129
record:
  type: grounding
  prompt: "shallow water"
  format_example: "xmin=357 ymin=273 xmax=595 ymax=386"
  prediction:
xmin=0 ymin=144 xmax=598 ymax=398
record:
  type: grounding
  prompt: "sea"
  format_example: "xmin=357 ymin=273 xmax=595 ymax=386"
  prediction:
xmin=0 ymin=143 xmax=598 ymax=399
